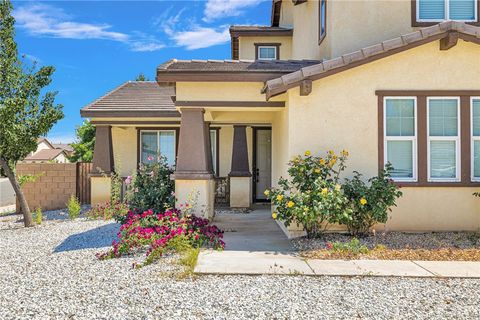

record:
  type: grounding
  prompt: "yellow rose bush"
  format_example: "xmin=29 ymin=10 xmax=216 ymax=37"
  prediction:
xmin=342 ymin=163 xmax=402 ymax=236
xmin=265 ymin=150 xmax=351 ymax=238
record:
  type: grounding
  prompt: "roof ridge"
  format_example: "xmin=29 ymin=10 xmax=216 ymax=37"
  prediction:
xmin=264 ymin=22 xmax=480 ymax=98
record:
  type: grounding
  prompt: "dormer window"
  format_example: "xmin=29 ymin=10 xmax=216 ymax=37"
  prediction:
xmin=415 ymin=0 xmax=478 ymax=25
xmin=255 ymin=43 xmax=280 ymax=60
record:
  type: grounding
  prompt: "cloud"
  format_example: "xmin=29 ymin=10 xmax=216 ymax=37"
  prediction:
xmin=203 ymin=0 xmax=259 ymax=22
xmin=171 ymin=26 xmax=230 ymax=50
xmin=14 ymin=3 xmax=129 ymax=41
xmin=14 ymin=3 xmax=164 ymax=52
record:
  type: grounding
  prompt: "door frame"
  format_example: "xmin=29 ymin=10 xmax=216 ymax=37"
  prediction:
xmin=252 ymin=127 xmax=272 ymax=203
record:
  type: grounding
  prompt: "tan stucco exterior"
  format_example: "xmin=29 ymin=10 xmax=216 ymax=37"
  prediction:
xmin=91 ymin=176 xmax=111 ymax=205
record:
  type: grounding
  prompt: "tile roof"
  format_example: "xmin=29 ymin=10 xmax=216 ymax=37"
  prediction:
xmin=53 ymin=144 xmax=74 ymax=152
xmin=158 ymin=59 xmax=321 ymax=73
xmin=264 ymin=21 xmax=480 ymax=99
xmin=24 ymin=149 xmax=65 ymax=161
xmin=229 ymin=25 xmax=293 ymax=36
xmin=80 ymin=81 xmax=178 ymax=118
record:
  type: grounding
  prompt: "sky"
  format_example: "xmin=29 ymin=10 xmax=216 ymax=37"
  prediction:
xmin=11 ymin=0 xmax=272 ymax=143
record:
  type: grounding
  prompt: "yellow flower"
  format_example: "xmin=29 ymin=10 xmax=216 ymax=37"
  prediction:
xmin=328 ymin=158 xmax=337 ymax=167
xmin=328 ymin=150 xmax=335 ymax=156
xmin=321 ymin=188 xmax=328 ymax=195
xmin=264 ymin=189 xmax=270 ymax=196
xmin=314 ymin=168 xmax=321 ymax=174
xmin=341 ymin=149 xmax=349 ymax=157
xmin=334 ymin=184 xmax=341 ymax=192
xmin=305 ymin=150 xmax=311 ymax=156
xmin=360 ymin=198 xmax=367 ymax=206
xmin=303 ymin=207 xmax=309 ymax=212
xmin=276 ymin=194 xmax=284 ymax=201
xmin=272 ymin=212 xmax=278 ymax=219
xmin=287 ymin=201 xmax=295 ymax=208
xmin=319 ymin=158 xmax=326 ymax=165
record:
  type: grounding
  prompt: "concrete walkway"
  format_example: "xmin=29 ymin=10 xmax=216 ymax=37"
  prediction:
xmin=213 ymin=207 xmax=293 ymax=252
xmin=195 ymin=251 xmax=480 ymax=278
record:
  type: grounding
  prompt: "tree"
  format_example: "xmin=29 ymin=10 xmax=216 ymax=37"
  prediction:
xmin=135 ymin=73 xmax=149 ymax=81
xmin=69 ymin=120 xmax=95 ymax=162
xmin=0 ymin=0 xmax=64 ymax=227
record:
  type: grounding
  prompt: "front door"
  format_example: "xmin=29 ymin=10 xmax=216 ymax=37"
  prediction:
xmin=253 ymin=128 xmax=272 ymax=202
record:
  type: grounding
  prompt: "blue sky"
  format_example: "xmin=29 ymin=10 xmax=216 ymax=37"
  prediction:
xmin=12 ymin=0 xmax=272 ymax=143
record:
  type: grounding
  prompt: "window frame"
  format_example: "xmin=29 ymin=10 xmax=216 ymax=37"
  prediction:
xmin=471 ymin=96 xmax=480 ymax=181
xmin=426 ymin=96 xmax=461 ymax=182
xmin=138 ymin=129 xmax=177 ymax=166
xmin=318 ymin=0 xmax=327 ymax=44
xmin=210 ymin=128 xmax=219 ymax=177
xmin=413 ymin=0 xmax=479 ymax=26
xmin=257 ymin=45 xmax=278 ymax=61
xmin=383 ymin=96 xmax=418 ymax=182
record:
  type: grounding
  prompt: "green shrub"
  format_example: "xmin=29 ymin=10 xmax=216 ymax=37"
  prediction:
xmin=125 ymin=157 xmax=175 ymax=213
xmin=86 ymin=201 xmax=129 ymax=223
xmin=33 ymin=207 xmax=43 ymax=225
xmin=327 ymin=238 xmax=369 ymax=255
xmin=341 ymin=163 xmax=402 ymax=236
xmin=67 ymin=195 xmax=81 ymax=220
xmin=266 ymin=150 xmax=352 ymax=237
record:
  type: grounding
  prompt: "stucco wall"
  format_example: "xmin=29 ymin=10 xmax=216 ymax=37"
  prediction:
xmin=291 ymin=0 xmax=322 ymax=60
xmin=238 ymin=36 xmax=292 ymax=60
xmin=112 ymin=126 xmax=138 ymax=177
xmin=285 ymin=39 xmax=480 ymax=231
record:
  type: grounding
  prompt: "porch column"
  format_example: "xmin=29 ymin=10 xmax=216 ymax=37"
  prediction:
xmin=90 ymin=125 xmax=114 ymax=205
xmin=229 ymin=125 xmax=252 ymax=208
xmin=173 ymin=108 xmax=215 ymax=218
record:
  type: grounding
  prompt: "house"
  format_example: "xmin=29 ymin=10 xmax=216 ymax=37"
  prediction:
xmin=81 ymin=0 xmax=480 ymax=236
xmin=23 ymin=138 xmax=71 ymax=163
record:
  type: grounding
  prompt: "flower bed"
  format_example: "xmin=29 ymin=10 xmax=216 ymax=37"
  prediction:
xmin=294 ymin=232 xmax=480 ymax=261
xmin=97 ymin=208 xmax=224 ymax=267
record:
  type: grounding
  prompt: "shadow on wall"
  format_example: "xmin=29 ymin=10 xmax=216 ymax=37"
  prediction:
xmin=0 ymin=178 xmax=15 ymax=207
xmin=54 ymin=222 xmax=120 ymax=253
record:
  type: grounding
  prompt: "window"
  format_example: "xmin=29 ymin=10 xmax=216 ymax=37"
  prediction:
xmin=140 ymin=130 xmax=176 ymax=166
xmin=417 ymin=0 xmax=477 ymax=22
xmin=257 ymin=46 xmax=277 ymax=60
xmin=384 ymin=97 xmax=417 ymax=181
xmin=319 ymin=0 xmax=327 ymax=43
xmin=472 ymin=98 xmax=480 ymax=181
xmin=210 ymin=129 xmax=218 ymax=176
xmin=427 ymin=98 xmax=460 ymax=181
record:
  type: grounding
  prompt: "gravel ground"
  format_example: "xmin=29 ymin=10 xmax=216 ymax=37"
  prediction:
xmin=1 ymin=216 xmax=479 ymax=319
xmin=292 ymin=231 xmax=480 ymax=251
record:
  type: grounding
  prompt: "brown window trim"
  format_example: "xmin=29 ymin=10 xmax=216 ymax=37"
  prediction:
xmin=377 ymin=90 xmax=480 ymax=187
xmin=411 ymin=0 xmax=480 ymax=27
xmin=254 ymin=43 xmax=281 ymax=60
xmin=318 ymin=0 xmax=327 ymax=45
xmin=136 ymin=127 xmax=180 ymax=169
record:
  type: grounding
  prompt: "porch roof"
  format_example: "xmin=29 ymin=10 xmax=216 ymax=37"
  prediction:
xmin=263 ymin=21 xmax=480 ymax=99
xmin=80 ymin=81 xmax=179 ymax=118
xmin=156 ymin=59 xmax=320 ymax=82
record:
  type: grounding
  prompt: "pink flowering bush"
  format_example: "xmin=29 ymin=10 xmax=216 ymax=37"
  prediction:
xmin=96 ymin=208 xmax=224 ymax=267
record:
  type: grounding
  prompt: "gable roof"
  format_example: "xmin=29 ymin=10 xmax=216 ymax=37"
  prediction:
xmin=80 ymin=81 xmax=179 ymax=118
xmin=24 ymin=149 xmax=66 ymax=161
xmin=263 ymin=21 xmax=480 ymax=99
xmin=156 ymin=59 xmax=320 ymax=82
xmin=53 ymin=143 xmax=74 ymax=152
xmin=37 ymin=137 xmax=54 ymax=149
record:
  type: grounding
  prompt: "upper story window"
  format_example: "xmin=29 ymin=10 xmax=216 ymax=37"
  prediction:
xmin=416 ymin=0 xmax=478 ymax=23
xmin=257 ymin=46 xmax=277 ymax=60
xmin=319 ymin=0 xmax=327 ymax=44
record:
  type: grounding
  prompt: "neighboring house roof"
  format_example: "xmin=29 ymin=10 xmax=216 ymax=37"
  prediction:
xmin=80 ymin=81 xmax=179 ymax=118
xmin=24 ymin=149 xmax=66 ymax=161
xmin=37 ymin=137 xmax=55 ymax=149
xmin=263 ymin=21 xmax=480 ymax=99
xmin=53 ymin=144 xmax=74 ymax=153
xmin=156 ymin=59 xmax=320 ymax=82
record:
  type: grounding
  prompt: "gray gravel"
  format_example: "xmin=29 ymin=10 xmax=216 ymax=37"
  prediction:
xmin=0 ymin=216 xmax=479 ymax=319
xmin=293 ymin=231 xmax=480 ymax=251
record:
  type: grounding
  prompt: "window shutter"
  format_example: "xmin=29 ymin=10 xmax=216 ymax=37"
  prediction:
xmin=419 ymin=0 xmax=446 ymax=20
xmin=449 ymin=0 xmax=476 ymax=20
